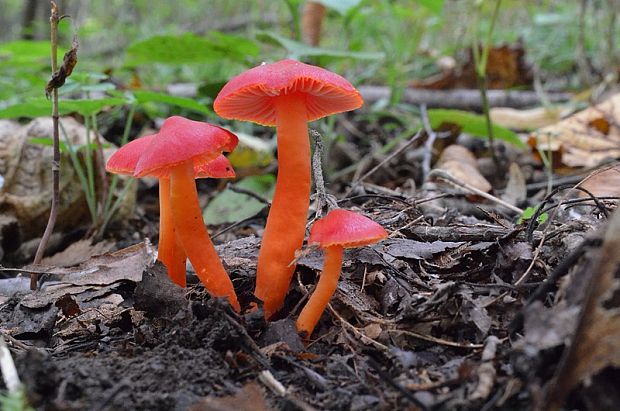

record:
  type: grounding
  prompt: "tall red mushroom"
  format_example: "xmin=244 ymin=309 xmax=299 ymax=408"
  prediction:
xmin=296 ymin=209 xmax=387 ymax=337
xmin=107 ymin=116 xmax=239 ymax=310
xmin=214 ymin=59 xmax=363 ymax=318
xmin=107 ymin=134 xmax=235 ymax=288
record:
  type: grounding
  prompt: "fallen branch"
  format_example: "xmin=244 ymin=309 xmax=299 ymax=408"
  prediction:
xmin=358 ymin=86 xmax=572 ymax=110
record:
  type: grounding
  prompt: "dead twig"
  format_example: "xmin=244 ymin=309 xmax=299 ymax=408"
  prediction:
xmin=428 ymin=169 xmax=523 ymax=214
xmin=0 ymin=335 xmax=21 ymax=393
xmin=358 ymin=85 xmax=571 ymax=110
xmin=388 ymin=329 xmax=485 ymax=349
xmin=33 ymin=2 xmax=78 ymax=289
xmin=226 ymin=182 xmax=271 ymax=205
xmin=515 ymin=165 xmax=616 ymax=286
xmin=347 ymin=129 xmax=424 ymax=195
xmin=310 ymin=129 xmax=338 ymax=220
xmin=327 ymin=304 xmax=389 ymax=351
xmin=420 ymin=104 xmax=438 ymax=180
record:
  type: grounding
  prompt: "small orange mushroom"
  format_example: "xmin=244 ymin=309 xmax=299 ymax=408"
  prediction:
xmin=296 ymin=209 xmax=387 ymax=337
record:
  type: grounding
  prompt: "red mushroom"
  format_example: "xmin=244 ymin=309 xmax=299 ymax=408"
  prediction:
xmin=106 ymin=116 xmax=239 ymax=311
xmin=107 ymin=134 xmax=235 ymax=288
xmin=214 ymin=59 xmax=363 ymax=318
xmin=296 ymin=209 xmax=387 ymax=337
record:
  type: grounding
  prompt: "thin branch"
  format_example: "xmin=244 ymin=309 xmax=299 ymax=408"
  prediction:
xmin=428 ymin=169 xmax=523 ymax=214
xmin=347 ymin=129 xmax=424 ymax=195
xmin=32 ymin=1 xmax=61 ymax=289
xmin=420 ymin=104 xmax=438 ymax=180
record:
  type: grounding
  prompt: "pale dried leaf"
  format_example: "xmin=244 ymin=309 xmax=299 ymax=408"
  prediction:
xmin=578 ymin=164 xmax=620 ymax=198
xmin=490 ymin=106 xmax=562 ymax=130
xmin=531 ymin=94 xmax=620 ymax=168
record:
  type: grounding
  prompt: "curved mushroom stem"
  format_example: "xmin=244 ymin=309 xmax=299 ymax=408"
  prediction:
xmin=170 ymin=161 xmax=240 ymax=312
xmin=255 ymin=93 xmax=311 ymax=318
xmin=296 ymin=245 xmax=344 ymax=336
xmin=158 ymin=178 xmax=187 ymax=287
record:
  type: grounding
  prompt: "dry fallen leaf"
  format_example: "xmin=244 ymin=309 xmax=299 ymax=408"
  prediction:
xmin=189 ymin=382 xmax=272 ymax=411
xmin=41 ymin=239 xmax=114 ymax=267
xmin=542 ymin=209 xmax=620 ymax=410
xmin=578 ymin=164 xmax=620 ymax=198
xmin=530 ymin=93 xmax=620 ymax=168
xmin=434 ymin=145 xmax=492 ymax=193
xmin=490 ymin=106 xmax=563 ymax=130
xmin=412 ymin=43 xmax=532 ymax=90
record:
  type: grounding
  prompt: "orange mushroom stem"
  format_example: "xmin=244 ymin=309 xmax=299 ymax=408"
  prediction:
xmin=158 ymin=178 xmax=187 ymax=286
xmin=296 ymin=245 xmax=343 ymax=335
xmin=170 ymin=161 xmax=240 ymax=311
xmin=255 ymin=93 xmax=311 ymax=317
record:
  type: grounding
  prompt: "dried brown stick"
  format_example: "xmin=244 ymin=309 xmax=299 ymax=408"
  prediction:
xmin=428 ymin=169 xmax=523 ymax=214
xmin=347 ymin=129 xmax=423 ymax=195
xmin=32 ymin=1 xmax=61 ymax=289
xmin=358 ymin=85 xmax=572 ymax=110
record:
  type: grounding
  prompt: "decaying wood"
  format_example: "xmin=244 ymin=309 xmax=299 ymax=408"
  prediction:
xmin=358 ymin=85 xmax=572 ymax=110
xmin=165 ymin=83 xmax=572 ymax=110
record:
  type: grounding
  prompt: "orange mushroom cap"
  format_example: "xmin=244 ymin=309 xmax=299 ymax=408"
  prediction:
xmin=106 ymin=134 xmax=235 ymax=180
xmin=308 ymin=209 xmax=388 ymax=249
xmin=195 ymin=155 xmax=236 ymax=179
xmin=106 ymin=134 xmax=155 ymax=175
xmin=213 ymin=59 xmax=363 ymax=126
xmin=134 ymin=116 xmax=238 ymax=178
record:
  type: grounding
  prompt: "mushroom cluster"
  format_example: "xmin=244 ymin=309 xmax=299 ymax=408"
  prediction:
xmin=214 ymin=59 xmax=364 ymax=318
xmin=107 ymin=59 xmax=387 ymax=337
xmin=106 ymin=116 xmax=240 ymax=311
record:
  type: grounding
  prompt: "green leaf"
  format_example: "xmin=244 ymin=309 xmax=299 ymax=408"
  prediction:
xmin=518 ymin=205 xmax=548 ymax=224
xmin=132 ymin=90 xmax=210 ymax=115
xmin=414 ymin=0 xmax=444 ymax=15
xmin=28 ymin=136 xmax=109 ymax=152
xmin=28 ymin=137 xmax=68 ymax=152
xmin=426 ymin=109 xmax=525 ymax=148
xmin=204 ymin=175 xmax=275 ymax=225
xmin=0 ymin=97 xmax=127 ymax=119
xmin=315 ymin=0 xmax=362 ymax=15
xmin=125 ymin=32 xmax=259 ymax=66
xmin=256 ymin=31 xmax=384 ymax=60
xmin=0 ymin=40 xmax=65 ymax=67
xmin=206 ymin=31 xmax=260 ymax=61
xmin=227 ymin=131 xmax=274 ymax=169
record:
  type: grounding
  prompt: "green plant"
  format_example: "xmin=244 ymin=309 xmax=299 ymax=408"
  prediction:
xmin=470 ymin=0 xmax=502 ymax=167
xmin=0 ymin=390 xmax=34 ymax=411
xmin=518 ymin=205 xmax=549 ymax=225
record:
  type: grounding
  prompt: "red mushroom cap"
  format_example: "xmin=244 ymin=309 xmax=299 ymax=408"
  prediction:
xmin=106 ymin=134 xmax=155 ymax=175
xmin=308 ymin=209 xmax=388 ymax=249
xmin=106 ymin=137 xmax=235 ymax=180
xmin=134 ymin=116 xmax=238 ymax=178
xmin=213 ymin=59 xmax=363 ymax=126
xmin=195 ymin=155 xmax=236 ymax=179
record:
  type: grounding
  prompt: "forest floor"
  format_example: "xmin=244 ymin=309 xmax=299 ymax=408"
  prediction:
xmin=1 ymin=103 xmax=619 ymax=411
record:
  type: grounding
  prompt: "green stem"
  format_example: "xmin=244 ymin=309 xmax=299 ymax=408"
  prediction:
xmin=84 ymin=115 xmax=96 ymax=214
xmin=477 ymin=72 xmax=498 ymax=167
xmin=99 ymin=104 xmax=135 ymax=236
xmin=60 ymin=122 xmax=97 ymax=221
xmin=472 ymin=0 xmax=502 ymax=171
